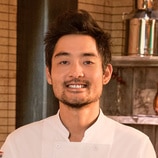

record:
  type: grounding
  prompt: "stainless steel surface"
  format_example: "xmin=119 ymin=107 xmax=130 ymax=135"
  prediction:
xmin=137 ymin=0 xmax=153 ymax=10
xmin=125 ymin=0 xmax=158 ymax=56
xmin=128 ymin=17 xmax=158 ymax=56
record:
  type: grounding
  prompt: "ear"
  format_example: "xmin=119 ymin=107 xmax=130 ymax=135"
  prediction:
xmin=103 ymin=64 xmax=113 ymax=85
xmin=46 ymin=67 xmax=52 ymax=85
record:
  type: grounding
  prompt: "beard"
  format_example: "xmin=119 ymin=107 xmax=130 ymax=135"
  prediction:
xmin=53 ymin=78 xmax=102 ymax=109
xmin=59 ymin=99 xmax=91 ymax=109
xmin=56 ymin=88 xmax=102 ymax=109
xmin=58 ymin=95 xmax=101 ymax=109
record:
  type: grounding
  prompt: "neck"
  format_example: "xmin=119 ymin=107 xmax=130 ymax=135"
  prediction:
xmin=59 ymin=101 xmax=100 ymax=142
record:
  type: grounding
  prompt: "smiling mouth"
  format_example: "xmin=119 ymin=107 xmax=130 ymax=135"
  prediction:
xmin=67 ymin=84 xmax=87 ymax=89
xmin=65 ymin=79 xmax=89 ymax=89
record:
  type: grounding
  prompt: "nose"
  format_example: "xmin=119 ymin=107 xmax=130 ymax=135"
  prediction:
xmin=68 ymin=62 xmax=84 ymax=78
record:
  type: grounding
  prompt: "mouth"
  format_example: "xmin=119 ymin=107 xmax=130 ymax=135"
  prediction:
xmin=65 ymin=79 xmax=89 ymax=91
xmin=67 ymin=84 xmax=87 ymax=89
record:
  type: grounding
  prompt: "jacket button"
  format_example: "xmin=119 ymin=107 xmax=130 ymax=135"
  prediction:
xmin=56 ymin=144 xmax=61 ymax=150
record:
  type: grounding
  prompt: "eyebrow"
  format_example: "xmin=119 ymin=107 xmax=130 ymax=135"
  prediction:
xmin=54 ymin=52 xmax=98 ymax=58
xmin=54 ymin=52 xmax=70 ymax=58
xmin=82 ymin=52 xmax=98 ymax=57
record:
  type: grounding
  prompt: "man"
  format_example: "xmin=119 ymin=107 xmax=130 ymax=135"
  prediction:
xmin=1 ymin=10 xmax=156 ymax=158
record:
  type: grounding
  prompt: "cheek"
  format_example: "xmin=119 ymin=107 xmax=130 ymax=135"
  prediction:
xmin=51 ymin=70 xmax=65 ymax=87
xmin=51 ymin=78 xmax=63 ymax=97
xmin=90 ymin=71 xmax=104 ymax=87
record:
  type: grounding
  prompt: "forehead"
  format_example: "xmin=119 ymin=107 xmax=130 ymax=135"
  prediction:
xmin=53 ymin=34 xmax=99 ymax=57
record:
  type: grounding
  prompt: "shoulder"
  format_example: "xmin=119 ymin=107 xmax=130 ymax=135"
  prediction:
xmin=103 ymin=116 xmax=156 ymax=157
xmin=98 ymin=110 xmax=148 ymax=140
xmin=104 ymin=115 xmax=150 ymax=143
xmin=6 ymin=115 xmax=57 ymax=142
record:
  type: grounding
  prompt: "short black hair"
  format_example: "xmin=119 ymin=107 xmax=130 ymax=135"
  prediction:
xmin=44 ymin=9 xmax=111 ymax=72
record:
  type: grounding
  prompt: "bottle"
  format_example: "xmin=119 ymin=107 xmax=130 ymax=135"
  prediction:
xmin=153 ymin=82 xmax=158 ymax=115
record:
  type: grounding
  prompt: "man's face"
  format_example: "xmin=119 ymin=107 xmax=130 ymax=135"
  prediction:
xmin=46 ymin=34 xmax=112 ymax=108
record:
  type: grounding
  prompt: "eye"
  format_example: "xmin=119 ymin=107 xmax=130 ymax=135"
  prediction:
xmin=83 ymin=61 xmax=94 ymax=65
xmin=59 ymin=60 xmax=69 ymax=65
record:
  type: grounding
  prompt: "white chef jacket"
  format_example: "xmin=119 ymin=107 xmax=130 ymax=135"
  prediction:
xmin=1 ymin=110 xmax=156 ymax=158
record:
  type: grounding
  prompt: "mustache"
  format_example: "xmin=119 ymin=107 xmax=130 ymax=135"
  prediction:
xmin=64 ymin=78 xmax=90 ymax=85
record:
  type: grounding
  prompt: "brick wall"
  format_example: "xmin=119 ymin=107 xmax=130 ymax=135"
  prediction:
xmin=78 ymin=0 xmax=105 ymax=28
xmin=0 ymin=0 xmax=17 ymax=147
xmin=78 ymin=0 xmax=133 ymax=55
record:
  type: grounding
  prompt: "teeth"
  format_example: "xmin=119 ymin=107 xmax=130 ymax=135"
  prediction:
xmin=68 ymin=85 xmax=84 ymax=88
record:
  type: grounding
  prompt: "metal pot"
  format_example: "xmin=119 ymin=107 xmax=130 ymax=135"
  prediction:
xmin=137 ymin=0 xmax=153 ymax=10
xmin=125 ymin=0 xmax=158 ymax=56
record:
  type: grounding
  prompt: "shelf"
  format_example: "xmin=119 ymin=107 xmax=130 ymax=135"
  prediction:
xmin=109 ymin=56 xmax=158 ymax=125
xmin=108 ymin=115 xmax=158 ymax=125
xmin=111 ymin=56 xmax=158 ymax=67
